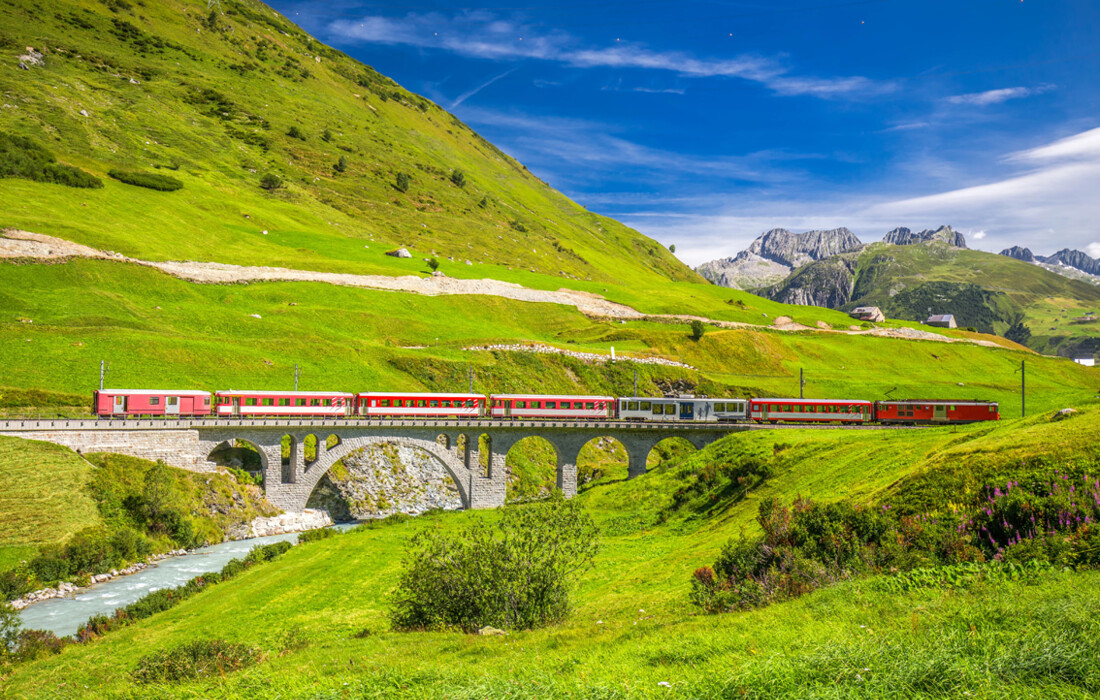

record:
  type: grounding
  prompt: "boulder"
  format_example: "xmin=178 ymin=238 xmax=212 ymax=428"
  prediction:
xmin=386 ymin=247 xmax=412 ymax=258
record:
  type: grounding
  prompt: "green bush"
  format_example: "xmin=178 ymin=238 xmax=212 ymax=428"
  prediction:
xmin=690 ymin=320 xmax=706 ymax=341
xmin=260 ymin=172 xmax=282 ymax=190
xmin=132 ymin=639 xmax=262 ymax=683
xmin=1 ymin=602 xmax=19 ymax=662
xmin=0 ymin=132 xmax=102 ymax=188
xmin=0 ymin=566 xmax=36 ymax=602
xmin=298 ymin=527 xmax=336 ymax=544
xmin=394 ymin=171 xmax=410 ymax=192
xmin=107 ymin=169 xmax=183 ymax=191
xmin=391 ymin=493 xmax=599 ymax=632
xmin=450 ymin=168 xmax=465 ymax=187
xmin=333 ymin=155 xmax=347 ymax=173
xmin=286 ymin=125 xmax=306 ymax=140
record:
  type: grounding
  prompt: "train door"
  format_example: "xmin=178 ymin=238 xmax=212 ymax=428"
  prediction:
xmin=166 ymin=396 xmax=180 ymax=415
xmin=933 ymin=404 xmax=947 ymax=422
xmin=113 ymin=395 xmax=127 ymax=415
xmin=232 ymin=397 xmax=241 ymax=417
xmin=679 ymin=402 xmax=694 ymax=421
xmin=503 ymin=400 xmax=511 ymax=419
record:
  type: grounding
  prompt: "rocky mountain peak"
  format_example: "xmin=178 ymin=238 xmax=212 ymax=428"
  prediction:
xmin=999 ymin=246 xmax=1035 ymax=262
xmin=1043 ymin=249 xmax=1100 ymax=276
xmin=883 ymin=225 xmax=967 ymax=248
xmin=696 ymin=227 xmax=862 ymax=290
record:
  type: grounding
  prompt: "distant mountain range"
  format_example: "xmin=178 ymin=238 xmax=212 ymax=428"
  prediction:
xmin=696 ymin=226 xmax=1100 ymax=357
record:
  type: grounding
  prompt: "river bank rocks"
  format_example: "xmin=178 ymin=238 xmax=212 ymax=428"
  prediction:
xmin=246 ymin=509 xmax=333 ymax=537
xmin=307 ymin=444 xmax=462 ymax=520
xmin=8 ymin=550 xmax=189 ymax=610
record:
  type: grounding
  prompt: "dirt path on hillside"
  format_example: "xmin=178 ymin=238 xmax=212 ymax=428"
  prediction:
xmin=0 ymin=229 xmax=1005 ymax=348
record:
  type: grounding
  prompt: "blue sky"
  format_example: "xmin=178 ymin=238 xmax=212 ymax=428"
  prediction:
xmin=274 ymin=0 xmax=1100 ymax=266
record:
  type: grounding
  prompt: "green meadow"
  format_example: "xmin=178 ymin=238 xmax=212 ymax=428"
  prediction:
xmin=1 ymin=258 xmax=1097 ymax=418
xmin=4 ymin=408 xmax=1100 ymax=698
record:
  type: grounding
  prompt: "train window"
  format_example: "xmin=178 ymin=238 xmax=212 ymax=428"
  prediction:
xmin=586 ymin=402 xmax=595 ymax=410
xmin=278 ymin=399 xmax=288 ymax=406
xmin=545 ymin=401 xmax=556 ymax=409
xmin=640 ymin=401 xmax=651 ymax=411
xmin=715 ymin=403 xmax=725 ymax=412
xmin=308 ymin=399 xmax=318 ymax=406
xmin=245 ymin=398 xmax=256 ymax=406
xmin=430 ymin=401 xmax=440 ymax=408
xmin=442 ymin=401 xmax=452 ymax=408
xmin=416 ymin=400 xmax=426 ymax=408
xmin=652 ymin=404 xmax=663 ymax=415
xmin=262 ymin=399 xmax=273 ymax=406
xmin=295 ymin=399 xmax=306 ymax=406
xmin=379 ymin=400 xmax=390 ymax=407
xmin=516 ymin=401 xmax=527 ymax=409
xmin=989 ymin=405 xmax=996 ymax=412
xmin=664 ymin=404 xmax=676 ymax=415
xmin=628 ymin=401 xmax=639 ymax=411
xmin=531 ymin=401 xmax=542 ymax=409
xmin=466 ymin=400 xmax=475 ymax=408
xmin=150 ymin=397 xmax=160 ymax=405
xmin=949 ymin=405 xmax=956 ymax=411
xmin=167 ymin=397 xmax=178 ymax=406
xmin=204 ymin=398 xmax=211 ymax=406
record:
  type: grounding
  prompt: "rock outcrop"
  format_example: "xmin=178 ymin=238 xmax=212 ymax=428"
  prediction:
xmin=769 ymin=255 xmax=859 ymax=308
xmin=247 ymin=509 xmax=333 ymax=538
xmin=307 ymin=444 xmax=462 ymax=520
xmin=1042 ymin=249 xmax=1100 ymax=277
xmin=999 ymin=246 xmax=1035 ymax=262
xmin=882 ymin=225 xmax=967 ymax=248
xmin=696 ymin=227 xmax=862 ymax=290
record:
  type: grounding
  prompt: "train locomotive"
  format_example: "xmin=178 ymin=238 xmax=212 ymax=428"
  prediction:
xmin=93 ymin=389 xmax=999 ymax=425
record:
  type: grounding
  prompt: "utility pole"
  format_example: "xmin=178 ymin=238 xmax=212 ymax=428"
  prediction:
xmin=294 ymin=364 xmax=300 ymax=392
xmin=1020 ymin=359 xmax=1025 ymax=418
xmin=799 ymin=368 xmax=805 ymax=399
xmin=99 ymin=360 xmax=110 ymax=390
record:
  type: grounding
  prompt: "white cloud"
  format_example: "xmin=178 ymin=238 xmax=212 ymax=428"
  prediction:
xmin=326 ymin=13 xmax=888 ymax=98
xmin=623 ymin=127 xmax=1100 ymax=265
xmin=946 ymin=84 xmax=1054 ymax=106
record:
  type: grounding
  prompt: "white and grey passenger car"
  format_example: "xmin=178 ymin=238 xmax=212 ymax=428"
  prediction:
xmin=617 ymin=396 xmax=749 ymax=422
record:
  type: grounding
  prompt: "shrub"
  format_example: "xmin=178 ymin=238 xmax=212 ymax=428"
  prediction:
xmin=391 ymin=493 xmax=599 ymax=632
xmin=132 ymin=639 xmax=262 ymax=683
xmin=321 ymin=128 xmax=333 ymax=142
xmin=107 ymin=169 xmax=183 ymax=191
xmin=0 ymin=566 xmax=36 ymax=602
xmin=260 ymin=172 xmax=282 ymax=191
xmin=0 ymin=602 xmax=19 ymax=661
xmin=690 ymin=320 xmax=706 ymax=341
xmin=669 ymin=244 xmax=676 ymax=253
xmin=0 ymin=131 xmax=102 ymax=188
xmin=450 ymin=168 xmax=465 ymax=187
xmin=228 ymin=466 xmax=262 ymax=486
xmin=394 ymin=171 xmax=410 ymax=192
xmin=245 ymin=541 xmax=293 ymax=564
xmin=13 ymin=629 xmax=68 ymax=663
xmin=29 ymin=545 xmax=71 ymax=583
xmin=286 ymin=125 xmax=306 ymax=140
xmin=333 ymin=155 xmax=347 ymax=173
xmin=427 ymin=257 xmax=440 ymax=272
xmin=298 ymin=527 xmax=336 ymax=544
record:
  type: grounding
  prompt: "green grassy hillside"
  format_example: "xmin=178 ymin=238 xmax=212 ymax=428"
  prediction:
xmin=0 ymin=0 xmax=691 ymax=287
xmin=5 ymin=408 xmax=1100 ymax=697
xmin=776 ymin=242 xmax=1100 ymax=356
xmin=1 ymin=258 xmax=1097 ymax=418
xmin=0 ymin=437 xmax=100 ymax=570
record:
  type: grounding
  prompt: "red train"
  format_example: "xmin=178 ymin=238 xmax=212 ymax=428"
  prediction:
xmin=93 ymin=389 xmax=998 ymax=425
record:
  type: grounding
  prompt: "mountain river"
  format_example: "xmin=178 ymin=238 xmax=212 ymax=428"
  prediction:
xmin=18 ymin=524 xmax=359 ymax=638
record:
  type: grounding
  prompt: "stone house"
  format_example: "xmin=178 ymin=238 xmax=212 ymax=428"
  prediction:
xmin=925 ymin=314 xmax=957 ymax=328
xmin=849 ymin=306 xmax=885 ymax=323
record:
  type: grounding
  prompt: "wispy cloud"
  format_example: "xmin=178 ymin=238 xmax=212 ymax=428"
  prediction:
xmin=450 ymin=68 xmax=517 ymax=108
xmin=326 ymin=13 xmax=889 ymax=98
xmin=946 ymin=84 xmax=1054 ymax=106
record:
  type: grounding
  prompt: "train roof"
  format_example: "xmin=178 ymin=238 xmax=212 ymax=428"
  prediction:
xmin=357 ymin=392 xmax=484 ymax=398
xmin=97 ymin=389 xmax=211 ymax=396
xmin=214 ymin=390 xmax=354 ymax=397
xmin=618 ymin=396 xmax=747 ymax=401
xmin=877 ymin=399 xmax=997 ymax=405
xmin=490 ymin=394 xmax=615 ymax=400
xmin=752 ymin=398 xmax=872 ymax=404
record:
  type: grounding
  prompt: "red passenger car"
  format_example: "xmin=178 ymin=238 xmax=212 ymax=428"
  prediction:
xmin=94 ymin=390 xmax=212 ymax=417
xmin=357 ymin=392 xmax=486 ymax=418
xmin=749 ymin=398 xmax=872 ymax=424
xmin=489 ymin=394 xmax=615 ymax=420
xmin=213 ymin=391 xmax=353 ymax=417
xmin=874 ymin=400 xmax=999 ymax=424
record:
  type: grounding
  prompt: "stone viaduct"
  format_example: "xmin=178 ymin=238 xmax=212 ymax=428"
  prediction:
xmin=0 ymin=419 xmax=746 ymax=511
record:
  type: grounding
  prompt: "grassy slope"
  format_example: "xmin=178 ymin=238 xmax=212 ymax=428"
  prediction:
xmin=5 ymin=409 xmax=1100 ymax=697
xmin=846 ymin=243 xmax=1100 ymax=351
xmin=1 ymin=259 xmax=1098 ymax=418
xmin=0 ymin=0 xmax=691 ymax=289
xmin=0 ymin=437 xmax=101 ymax=570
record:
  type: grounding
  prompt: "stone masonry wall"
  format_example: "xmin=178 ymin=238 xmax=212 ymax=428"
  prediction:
xmin=5 ymin=429 xmax=217 ymax=472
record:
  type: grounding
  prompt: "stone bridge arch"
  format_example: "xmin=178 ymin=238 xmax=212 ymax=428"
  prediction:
xmin=294 ymin=435 xmax=472 ymax=513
